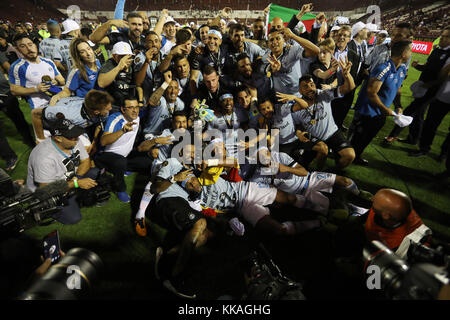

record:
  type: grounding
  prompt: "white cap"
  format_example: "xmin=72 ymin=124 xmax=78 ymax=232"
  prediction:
xmin=352 ymin=21 xmax=366 ymax=38
xmin=331 ymin=26 xmax=341 ymax=32
xmin=61 ymin=19 xmax=80 ymax=35
xmin=378 ymin=30 xmax=388 ymax=36
xmin=111 ymin=41 xmax=134 ymax=55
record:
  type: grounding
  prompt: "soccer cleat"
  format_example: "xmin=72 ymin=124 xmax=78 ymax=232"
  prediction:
xmin=116 ymin=191 xmax=130 ymax=203
xmin=5 ymin=157 xmax=18 ymax=171
xmin=134 ymin=218 xmax=147 ymax=237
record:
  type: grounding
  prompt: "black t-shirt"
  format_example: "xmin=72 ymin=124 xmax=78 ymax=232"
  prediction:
xmin=98 ymin=58 xmax=135 ymax=107
xmin=107 ymin=30 xmax=146 ymax=54
xmin=0 ymin=52 xmax=10 ymax=95
xmin=310 ymin=60 xmax=337 ymax=86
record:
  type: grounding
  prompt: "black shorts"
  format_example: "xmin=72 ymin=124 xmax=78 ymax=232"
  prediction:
xmin=154 ymin=197 xmax=203 ymax=232
xmin=325 ymin=130 xmax=352 ymax=153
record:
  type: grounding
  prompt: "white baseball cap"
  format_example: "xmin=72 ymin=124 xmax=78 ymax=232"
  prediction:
xmin=366 ymin=23 xmax=379 ymax=33
xmin=61 ymin=19 xmax=80 ymax=35
xmin=351 ymin=21 xmax=366 ymax=38
xmin=111 ymin=41 xmax=134 ymax=55
xmin=331 ymin=26 xmax=341 ymax=32
xmin=378 ymin=30 xmax=389 ymax=36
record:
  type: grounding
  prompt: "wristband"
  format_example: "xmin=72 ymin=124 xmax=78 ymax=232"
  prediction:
xmin=207 ymin=159 xmax=220 ymax=167
xmin=73 ymin=178 xmax=79 ymax=189
xmin=170 ymin=176 xmax=176 ymax=184
xmin=161 ymin=82 xmax=169 ymax=90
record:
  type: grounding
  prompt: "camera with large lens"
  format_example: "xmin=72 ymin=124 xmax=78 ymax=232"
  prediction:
xmin=363 ymin=240 xmax=449 ymax=300
xmin=18 ymin=248 xmax=104 ymax=300
xmin=0 ymin=169 xmax=67 ymax=238
xmin=75 ymin=171 xmax=114 ymax=207
xmin=243 ymin=244 xmax=306 ymax=300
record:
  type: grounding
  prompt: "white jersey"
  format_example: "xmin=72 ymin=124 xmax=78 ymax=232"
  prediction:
xmin=9 ymin=56 xmax=60 ymax=109
xmin=103 ymin=112 xmax=140 ymax=157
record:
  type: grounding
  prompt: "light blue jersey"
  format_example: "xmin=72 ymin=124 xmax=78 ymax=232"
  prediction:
xmin=249 ymin=151 xmax=310 ymax=195
xmin=270 ymin=102 xmax=297 ymax=145
xmin=292 ymin=89 xmax=342 ymax=140
xmin=262 ymin=43 xmax=307 ymax=94
xmin=143 ymin=97 xmax=185 ymax=135
xmin=200 ymin=177 xmax=249 ymax=212
xmin=39 ymin=37 xmax=61 ymax=61
xmin=155 ymin=158 xmax=190 ymax=202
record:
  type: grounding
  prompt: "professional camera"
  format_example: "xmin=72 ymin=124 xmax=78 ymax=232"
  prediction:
xmin=0 ymin=169 xmax=68 ymax=238
xmin=363 ymin=240 xmax=450 ymax=300
xmin=75 ymin=170 xmax=114 ymax=207
xmin=243 ymin=244 xmax=306 ymax=300
xmin=18 ymin=248 xmax=104 ymax=300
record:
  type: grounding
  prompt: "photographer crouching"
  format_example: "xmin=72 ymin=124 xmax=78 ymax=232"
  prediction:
xmin=26 ymin=118 xmax=101 ymax=225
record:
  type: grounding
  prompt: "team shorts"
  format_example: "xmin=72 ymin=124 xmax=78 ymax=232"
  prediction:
xmin=324 ymin=130 xmax=352 ymax=153
xmin=240 ymin=182 xmax=278 ymax=226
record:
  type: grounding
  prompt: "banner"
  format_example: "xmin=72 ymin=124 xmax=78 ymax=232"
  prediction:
xmin=267 ymin=3 xmax=316 ymax=34
xmin=411 ymin=40 xmax=433 ymax=55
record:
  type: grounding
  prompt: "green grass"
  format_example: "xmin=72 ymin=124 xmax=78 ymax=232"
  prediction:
xmin=1 ymin=52 xmax=449 ymax=299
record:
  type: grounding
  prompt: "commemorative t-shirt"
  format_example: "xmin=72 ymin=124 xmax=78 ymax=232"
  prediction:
xmin=207 ymin=108 xmax=249 ymax=157
xmin=38 ymin=36 xmax=61 ymax=61
xmin=200 ymin=177 xmax=249 ymax=212
xmin=267 ymin=102 xmax=297 ymax=145
xmin=248 ymin=151 xmax=309 ymax=195
xmin=26 ymin=137 xmax=89 ymax=192
xmin=143 ymin=97 xmax=185 ymax=136
xmin=155 ymin=158 xmax=190 ymax=202
xmin=291 ymin=89 xmax=341 ymax=140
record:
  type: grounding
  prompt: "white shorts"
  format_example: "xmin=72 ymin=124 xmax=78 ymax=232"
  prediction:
xmin=240 ymin=182 xmax=277 ymax=226
xmin=304 ymin=172 xmax=336 ymax=214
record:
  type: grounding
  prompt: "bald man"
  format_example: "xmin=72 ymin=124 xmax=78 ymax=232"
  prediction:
xmin=364 ymin=188 xmax=431 ymax=258
xmin=271 ymin=17 xmax=284 ymax=31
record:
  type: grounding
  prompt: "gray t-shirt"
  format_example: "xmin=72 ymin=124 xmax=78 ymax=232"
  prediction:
xmin=26 ymin=138 xmax=89 ymax=192
xmin=291 ymin=89 xmax=341 ymax=141
xmin=155 ymin=158 xmax=190 ymax=202
xmin=143 ymin=97 xmax=185 ymax=135
xmin=39 ymin=37 xmax=61 ymax=62
xmin=270 ymin=102 xmax=297 ymax=145
xmin=248 ymin=151 xmax=309 ymax=195
xmin=262 ymin=43 xmax=310 ymax=94
xmin=200 ymin=177 xmax=248 ymax=212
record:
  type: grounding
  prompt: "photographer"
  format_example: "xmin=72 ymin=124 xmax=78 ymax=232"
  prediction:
xmin=335 ymin=188 xmax=432 ymax=260
xmin=26 ymin=118 xmax=99 ymax=224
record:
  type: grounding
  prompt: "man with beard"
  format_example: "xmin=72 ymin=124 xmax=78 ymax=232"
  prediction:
xmin=144 ymin=71 xmax=185 ymax=138
xmin=251 ymin=18 xmax=266 ymax=42
xmin=136 ymin=31 xmax=164 ymax=102
xmin=278 ymin=56 xmax=356 ymax=169
xmin=225 ymin=24 xmax=265 ymax=72
xmin=192 ymin=65 xmax=231 ymax=111
xmin=9 ymin=34 xmax=65 ymax=110
xmin=89 ymin=12 xmax=146 ymax=54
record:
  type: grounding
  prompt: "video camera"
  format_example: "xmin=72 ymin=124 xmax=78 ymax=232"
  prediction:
xmin=242 ymin=244 xmax=306 ymax=300
xmin=363 ymin=240 xmax=450 ymax=300
xmin=0 ymin=169 xmax=114 ymax=238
